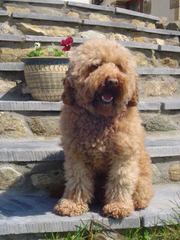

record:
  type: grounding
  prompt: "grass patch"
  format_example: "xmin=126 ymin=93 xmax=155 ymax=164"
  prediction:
xmin=45 ymin=194 xmax=180 ymax=240
xmin=45 ymin=222 xmax=180 ymax=240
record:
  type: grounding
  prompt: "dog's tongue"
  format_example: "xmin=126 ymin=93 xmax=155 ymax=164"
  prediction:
xmin=101 ymin=94 xmax=113 ymax=103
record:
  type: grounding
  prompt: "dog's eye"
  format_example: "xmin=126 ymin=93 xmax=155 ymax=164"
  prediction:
xmin=88 ymin=63 xmax=101 ymax=72
xmin=117 ymin=64 xmax=124 ymax=72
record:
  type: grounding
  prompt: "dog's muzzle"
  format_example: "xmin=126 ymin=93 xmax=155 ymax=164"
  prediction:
xmin=93 ymin=78 xmax=119 ymax=106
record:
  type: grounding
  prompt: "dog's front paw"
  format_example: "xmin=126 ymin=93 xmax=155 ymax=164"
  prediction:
xmin=54 ymin=198 xmax=89 ymax=216
xmin=102 ymin=201 xmax=134 ymax=218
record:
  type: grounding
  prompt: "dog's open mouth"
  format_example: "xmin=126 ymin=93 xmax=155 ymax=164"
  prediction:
xmin=101 ymin=93 xmax=114 ymax=104
xmin=93 ymin=79 xmax=120 ymax=106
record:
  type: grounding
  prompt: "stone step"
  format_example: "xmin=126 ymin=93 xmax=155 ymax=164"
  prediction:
xmin=0 ymin=184 xmax=179 ymax=236
xmin=10 ymin=12 xmax=180 ymax=37
xmin=1 ymin=34 xmax=180 ymax=53
xmin=0 ymin=62 xmax=180 ymax=75
xmin=0 ymin=97 xmax=180 ymax=112
xmin=0 ymin=135 xmax=180 ymax=162
xmin=0 ymin=9 xmax=9 ymax=16
xmin=4 ymin=0 xmax=160 ymax=22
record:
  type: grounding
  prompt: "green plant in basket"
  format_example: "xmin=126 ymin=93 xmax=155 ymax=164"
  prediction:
xmin=27 ymin=37 xmax=73 ymax=57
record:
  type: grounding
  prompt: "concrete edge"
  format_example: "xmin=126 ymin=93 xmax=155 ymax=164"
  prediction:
xmin=12 ymin=12 xmax=82 ymax=23
xmin=1 ymin=34 xmax=180 ymax=53
xmin=0 ymin=99 xmax=162 ymax=111
xmin=0 ymin=9 xmax=9 ymax=16
xmin=4 ymin=0 xmax=65 ymax=5
xmin=0 ymin=137 xmax=180 ymax=162
xmin=0 ymin=184 xmax=179 ymax=235
xmin=1 ymin=62 xmax=180 ymax=75
xmin=115 ymin=6 xmax=159 ymax=21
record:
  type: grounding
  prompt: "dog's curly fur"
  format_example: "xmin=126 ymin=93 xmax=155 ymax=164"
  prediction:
xmin=54 ymin=39 xmax=153 ymax=218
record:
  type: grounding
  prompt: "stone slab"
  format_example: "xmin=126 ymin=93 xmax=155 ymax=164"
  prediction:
xmin=0 ymin=62 xmax=24 ymax=71
xmin=160 ymin=44 xmax=180 ymax=53
xmin=12 ymin=12 xmax=82 ymax=23
xmin=120 ymin=41 xmax=158 ymax=51
xmin=0 ymin=34 xmax=25 ymax=42
xmin=0 ymin=136 xmax=180 ymax=162
xmin=138 ymin=100 xmax=161 ymax=111
xmin=2 ymin=34 xmax=180 ymax=53
xmin=115 ymin=6 xmax=159 ymax=21
xmin=67 ymin=1 xmax=115 ymax=13
xmin=0 ymin=10 xmax=9 ymax=17
xmin=0 ymin=100 xmax=63 ymax=111
xmin=0 ymin=184 xmax=179 ymax=235
xmin=83 ymin=19 xmax=135 ymax=30
xmin=138 ymin=67 xmax=180 ymax=75
xmin=140 ymin=184 xmax=180 ymax=226
xmin=147 ymin=145 xmax=180 ymax=158
xmin=4 ymin=0 xmax=65 ymax=5
xmin=136 ymin=26 xmax=180 ymax=36
xmin=0 ymin=99 xmax=161 ymax=111
xmin=25 ymin=35 xmax=84 ymax=43
xmin=163 ymin=99 xmax=180 ymax=110
xmin=1 ymin=62 xmax=180 ymax=75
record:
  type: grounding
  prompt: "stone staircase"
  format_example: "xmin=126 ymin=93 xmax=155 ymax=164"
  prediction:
xmin=0 ymin=0 xmax=180 ymax=238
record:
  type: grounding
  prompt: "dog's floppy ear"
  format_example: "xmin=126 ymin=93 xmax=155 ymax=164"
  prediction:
xmin=61 ymin=65 xmax=75 ymax=105
xmin=128 ymin=83 xmax=139 ymax=107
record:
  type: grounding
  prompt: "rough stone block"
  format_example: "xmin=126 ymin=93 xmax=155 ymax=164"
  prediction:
xmin=18 ymin=22 xmax=76 ymax=36
xmin=0 ymin=166 xmax=23 ymax=190
xmin=0 ymin=79 xmax=16 ymax=95
xmin=89 ymin=13 xmax=111 ymax=22
xmin=0 ymin=21 xmax=23 ymax=35
xmin=80 ymin=30 xmax=106 ymax=40
xmin=142 ymin=78 xmax=178 ymax=97
xmin=31 ymin=169 xmax=64 ymax=192
xmin=27 ymin=116 xmax=60 ymax=136
xmin=0 ymin=112 xmax=32 ymax=138
xmin=141 ymin=113 xmax=179 ymax=131
xmin=169 ymin=163 xmax=180 ymax=181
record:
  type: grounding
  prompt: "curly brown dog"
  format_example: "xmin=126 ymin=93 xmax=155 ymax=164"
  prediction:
xmin=54 ymin=39 xmax=153 ymax=218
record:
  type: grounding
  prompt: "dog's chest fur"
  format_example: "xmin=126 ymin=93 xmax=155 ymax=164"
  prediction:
xmin=61 ymin=107 xmax=120 ymax=170
xmin=61 ymin=106 xmax=142 ymax=171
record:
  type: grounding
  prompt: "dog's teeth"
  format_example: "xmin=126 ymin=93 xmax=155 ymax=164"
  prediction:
xmin=101 ymin=95 xmax=113 ymax=103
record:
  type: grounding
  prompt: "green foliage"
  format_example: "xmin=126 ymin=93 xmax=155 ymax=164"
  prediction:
xmin=52 ymin=48 xmax=65 ymax=57
xmin=45 ymin=193 xmax=180 ymax=239
xmin=27 ymin=48 xmax=43 ymax=57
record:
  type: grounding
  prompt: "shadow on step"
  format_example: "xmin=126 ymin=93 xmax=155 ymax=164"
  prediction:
xmin=0 ymin=151 xmax=109 ymax=217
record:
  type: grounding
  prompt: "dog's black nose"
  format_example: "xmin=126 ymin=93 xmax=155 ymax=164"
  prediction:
xmin=107 ymin=78 xmax=118 ymax=86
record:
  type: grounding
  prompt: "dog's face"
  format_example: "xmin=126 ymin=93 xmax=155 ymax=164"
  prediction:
xmin=62 ymin=39 xmax=138 ymax=117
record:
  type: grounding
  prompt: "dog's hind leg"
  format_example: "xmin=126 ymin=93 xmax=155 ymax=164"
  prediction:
xmin=133 ymin=151 xmax=154 ymax=210
xmin=54 ymin=154 xmax=94 ymax=216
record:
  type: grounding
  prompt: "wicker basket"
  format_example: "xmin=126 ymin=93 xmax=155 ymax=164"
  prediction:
xmin=23 ymin=57 xmax=69 ymax=101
